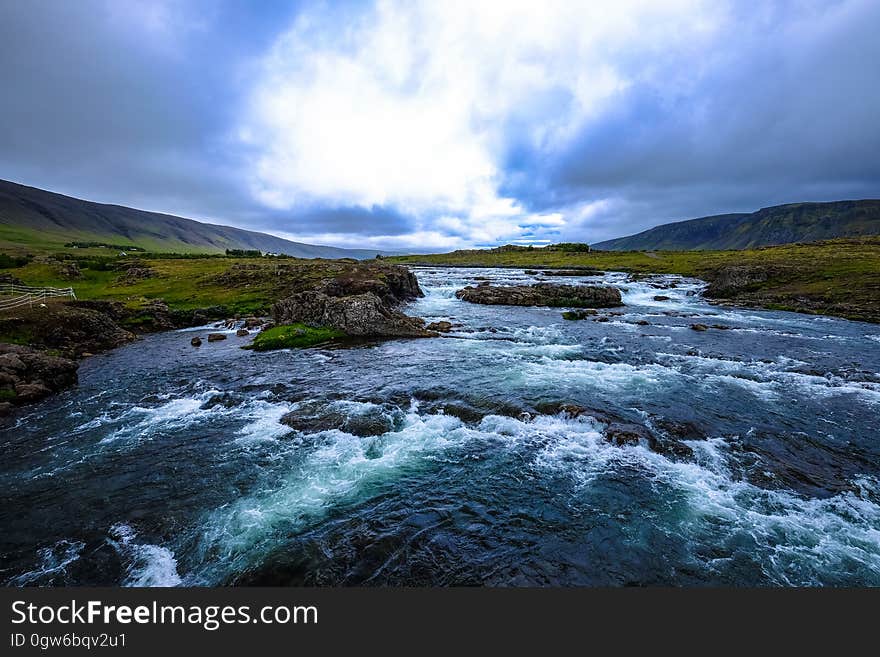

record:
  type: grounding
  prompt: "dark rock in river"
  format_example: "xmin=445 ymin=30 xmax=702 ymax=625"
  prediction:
xmin=652 ymin=418 xmax=706 ymax=441
xmin=603 ymin=421 xmax=694 ymax=458
xmin=190 ymin=337 xmax=202 ymax=347
xmin=207 ymin=333 xmax=227 ymax=342
xmin=455 ymin=283 xmax=622 ymax=308
xmin=0 ymin=344 xmax=78 ymax=415
xmin=280 ymin=401 xmax=396 ymax=437
xmin=562 ymin=309 xmax=598 ymax=320
xmin=236 ymin=328 xmax=250 ymax=337
xmin=426 ymin=321 xmax=454 ymax=332
xmin=690 ymin=323 xmax=709 ymax=331
xmin=536 ymin=402 xmax=694 ymax=458
xmin=653 ymin=295 xmax=671 ymax=301
xmin=604 ymin=422 xmax=656 ymax=448
xmin=273 ymin=291 xmax=435 ymax=338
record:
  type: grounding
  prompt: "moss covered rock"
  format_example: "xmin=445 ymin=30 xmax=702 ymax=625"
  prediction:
xmin=246 ymin=323 xmax=346 ymax=351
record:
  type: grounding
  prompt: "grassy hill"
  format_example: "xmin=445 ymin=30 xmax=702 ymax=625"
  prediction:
xmin=593 ymin=200 xmax=880 ymax=251
xmin=0 ymin=179 xmax=384 ymax=259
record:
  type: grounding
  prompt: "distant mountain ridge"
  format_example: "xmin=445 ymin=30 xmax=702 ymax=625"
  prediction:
xmin=0 ymin=179 xmax=387 ymax=259
xmin=592 ymin=200 xmax=880 ymax=251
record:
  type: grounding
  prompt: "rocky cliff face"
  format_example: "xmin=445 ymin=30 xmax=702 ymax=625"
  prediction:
xmin=0 ymin=343 xmax=78 ymax=416
xmin=455 ymin=283 xmax=623 ymax=308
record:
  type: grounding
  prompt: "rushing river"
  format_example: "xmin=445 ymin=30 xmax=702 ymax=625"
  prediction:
xmin=2 ymin=267 xmax=880 ymax=586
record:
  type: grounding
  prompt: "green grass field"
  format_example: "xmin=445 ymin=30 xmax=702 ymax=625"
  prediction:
xmin=4 ymin=257 xmax=282 ymax=316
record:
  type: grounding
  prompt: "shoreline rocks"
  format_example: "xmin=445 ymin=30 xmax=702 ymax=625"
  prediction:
xmin=0 ymin=344 xmax=78 ymax=416
xmin=455 ymin=283 xmax=623 ymax=308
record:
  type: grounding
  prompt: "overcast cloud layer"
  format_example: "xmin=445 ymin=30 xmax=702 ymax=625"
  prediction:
xmin=1 ymin=0 xmax=878 ymax=249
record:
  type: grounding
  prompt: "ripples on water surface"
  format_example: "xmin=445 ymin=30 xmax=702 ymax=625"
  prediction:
xmin=2 ymin=267 xmax=880 ymax=586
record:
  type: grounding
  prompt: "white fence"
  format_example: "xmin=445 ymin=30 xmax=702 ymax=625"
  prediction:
xmin=0 ymin=283 xmax=76 ymax=311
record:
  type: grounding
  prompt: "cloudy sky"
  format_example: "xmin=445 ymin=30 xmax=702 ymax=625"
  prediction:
xmin=1 ymin=0 xmax=878 ymax=250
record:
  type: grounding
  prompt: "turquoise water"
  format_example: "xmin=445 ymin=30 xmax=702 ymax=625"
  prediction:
xmin=2 ymin=267 xmax=880 ymax=586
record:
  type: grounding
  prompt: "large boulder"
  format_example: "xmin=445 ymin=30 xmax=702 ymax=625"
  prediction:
xmin=319 ymin=264 xmax=424 ymax=305
xmin=273 ymin=291 xmax=435 ymax=338
xmin=455 ymin=283 xmax=623 ymax=308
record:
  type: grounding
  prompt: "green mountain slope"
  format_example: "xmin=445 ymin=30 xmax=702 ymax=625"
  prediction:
xmin=0 ymin=179 xmax=385 ymax=258
xmin=593 ymin=200 xmax=880 ymax=251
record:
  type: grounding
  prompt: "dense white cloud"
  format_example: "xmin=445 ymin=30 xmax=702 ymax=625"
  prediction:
xmin=2 ymin=0 xmax=878 ymax=249
xmin=241 ymin=0 xmax=720 ymax=245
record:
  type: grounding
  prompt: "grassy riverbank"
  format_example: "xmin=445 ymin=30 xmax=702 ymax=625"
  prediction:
xmin=1 ymin=255 xmax=387 ymax=320
xmin=3 ymin=237 xmax=879 ymax=325
xmin=389 ymin=237 xmax=880 ymax=323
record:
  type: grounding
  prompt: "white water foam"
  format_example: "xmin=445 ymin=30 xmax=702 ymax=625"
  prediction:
xmin=7 ymin=540 xmax=85 ymax=586
xmin=110 ymin=523 xmax=182 ymax=587
xmin=473 ymin=412 xmax=880 ymax=584
xmin=191 ymin=404 xmax=475 ymax=580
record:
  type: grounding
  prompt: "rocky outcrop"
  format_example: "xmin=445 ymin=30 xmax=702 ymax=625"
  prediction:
xmin=215 ymin=261 xmax=424 ymax=306
xmin=0 ymin=344 xmax=78 ymax=416
xmin=455 ymin=283 xmax=622 ymax=308
xmin=53 ymin=261 xmax=82 ymax=280
xmin=0 ymin=303 xmax=135 ymax=359
xmin=270 ymin=264 xmax=432 ymax=339
xmin=318 ymin=264 xmax=424 ymax=305
xmin=702 ymin=265 xmax=778 ymax=298
xmin=115 ymin=260 xmax=156 ymax=285
xmin=273 ymin=291 xmax=435 ymax=338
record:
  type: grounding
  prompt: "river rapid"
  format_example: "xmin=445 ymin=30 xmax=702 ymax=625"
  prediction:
xmin=2 ymin=266 xmax=880 ymax=586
